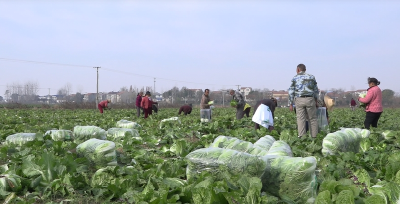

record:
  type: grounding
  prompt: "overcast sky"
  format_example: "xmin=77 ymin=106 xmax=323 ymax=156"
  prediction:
xmin=1 ymin=1 xmax=399 ymax=96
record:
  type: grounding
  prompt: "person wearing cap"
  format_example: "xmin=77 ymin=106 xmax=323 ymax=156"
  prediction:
xmin=358 ymin=77 xmax=383 ymax=129
xmin=98 ymin=99 xmax=111 ymax=114
xmin=140 ymin=91 xmax=153 ymax=118
xmin=288 ymin=64 xmax=319 ymax=138
xmin=350 ymin=98 xmax=357 ymax=111
xmin=253 ymin=98 xmax=276 ymax=130
xmin=229 ymin=89 xmax=246 ymax=120
xmin=136 ymin=91 xmax=144 ymax=117
xmin=179 ymin=104 xmax=192 ymax=115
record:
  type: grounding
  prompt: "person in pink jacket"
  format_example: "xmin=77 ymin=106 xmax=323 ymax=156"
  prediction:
xmin=358 ymin=77 xmax=383 ymax=129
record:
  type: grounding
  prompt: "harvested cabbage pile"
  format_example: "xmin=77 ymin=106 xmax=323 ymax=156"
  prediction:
xmin=106 ymin=128 xmax=140 ymax=140
xmin=262 ymin=156 xmax=318 ymax=204
xmin=76 ymin=138 xmax=117 ymax=168
xmin=116 ymin=119 xmax=141 ymax=129
xmin=322 ymin=128 xmax=370 ymax=156
xmin=44 ymin=130 xmax=73 ymax=141
xmin=185 ymin=148 xmax=267 ymax=181
xmin=73 ymin=126 xmax=107 ymax=144
xmin=209 ymin=135 xmax=292 ymax=157
xmin=5 ymin=133 xmax=42 ymax=146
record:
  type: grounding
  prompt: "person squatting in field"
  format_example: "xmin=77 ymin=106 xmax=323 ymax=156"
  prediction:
xmin=358 ymin=77 xmax=383 ymax=129
xmin=253 ymin=98 xmax=276 ymax=131
xmin=179 ymin=104 xmax=192 ymax=115
xmin=98 ymin=99 xmax=111 ymax=114
xmin=229 ymin=89 xmax=246 ymax=120
xmin=288 ymin=63 xmax=319 ymax=138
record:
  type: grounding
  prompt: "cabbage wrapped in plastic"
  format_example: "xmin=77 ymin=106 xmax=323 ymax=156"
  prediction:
xmin=209 ymin=136 xmax=269 ymax=156
xmin=185 ymin=148 xmax=267 ymax=181
xmin=322 ymin=128 xmax=365 ymax=156
xmin=44 ymin=130 xmax=73 ymax=141
xmin=116 ymin=119 xmax=141 ymax=129
xmin=73 ymin=126 xmax=106 ymax=143
xmin=76 ymin=138 xmax=117 ymax=167
xmin=262 ymin=156 xmax=318 ymax=204
xmin=254 ymin=135 xmax=276 ymax=151
xmin=106 ymin=128 xmax=140 ymax=140
xmin=5 ymin=133 xmax=42 ymax=146
xmin=266 ymin=141 xmax=293 ymax=157
xmin=160 ymin=117 xmax=181 ymax=128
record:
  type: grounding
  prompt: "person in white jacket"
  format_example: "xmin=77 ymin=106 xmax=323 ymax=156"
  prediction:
xmin=252 ymin=98 xmax=276 ymax=131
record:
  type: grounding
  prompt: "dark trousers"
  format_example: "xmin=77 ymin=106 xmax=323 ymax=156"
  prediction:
xmin=244 ymin=107 xmax=251 ymax=117
xmin=364 ymin=112 xmax=382 ymax=129
xmin=136 ymin=107 xmax=143 ymax=117
xmin=144 ymin=108 xmax=152 ymax=118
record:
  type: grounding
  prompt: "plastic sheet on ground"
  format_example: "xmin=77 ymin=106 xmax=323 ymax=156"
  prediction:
xmin=116 ymin=119 xmax=141 ymax=129
xmin=322 ymin=128 xmax=369 ymax=156
xmin=266 ymin=140 xmax=293 ymax=157
xmin=73 ymin=126 xmax=107 ymax=144
xmin=209 ymin=136 xmax=269 ymax=156
xmin=44 ymin=130 xmax=73 ymax=141
xmin=5 ymin=133 xmax=42 ymax=146
xmin=76 ymin=138 xmax=117 ymax=167
xmin=185 ymin=148 xmax=267 ymax=181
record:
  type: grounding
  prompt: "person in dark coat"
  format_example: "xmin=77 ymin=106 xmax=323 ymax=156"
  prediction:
xmin=179 ymin=104 xmax=193 ymax=115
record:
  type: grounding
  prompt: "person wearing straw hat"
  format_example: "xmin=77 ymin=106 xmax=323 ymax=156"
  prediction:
xmin=288 ymin=64 xmax=319 ymax=138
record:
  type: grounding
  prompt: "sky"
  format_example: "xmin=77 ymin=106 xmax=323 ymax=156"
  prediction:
xmin=1 ymin=0 xmax=399 ymax=96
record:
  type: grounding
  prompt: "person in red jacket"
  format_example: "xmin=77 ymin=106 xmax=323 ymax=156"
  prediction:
xmin=136 ymin=91 xmax=143 ymax=117
xmin=179 ymin=104 xmax=192 ymax=115
xmin=98 ymin=99 xmax=111 ymax=114
xmin=350 ymin=98 xmax=357 ymax=111
xmin=358 ymin=77 xmax=383 ymax=129
xmin=141 ymin=91 xmax=152 ymax=119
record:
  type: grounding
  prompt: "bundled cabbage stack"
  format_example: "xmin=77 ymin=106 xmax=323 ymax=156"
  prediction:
xmin=186 ymin=147 xmax=317 ymax=203
xmin=262 ymin=156 xmax=318 ymax=204
xmin=106 ymin=128 xmax=140 ymax=140
xmin=44 ymin=130 xmax=73 ymax=141
xmin=209 ymin=135 xmax=292 ymax=157
xmin=322 ymin=128 xmax=370 ymax=156
xmin=116 ymin=119 xmax=141 ymax=129
xmin=5 ymin=133 xmax=42 ymax=146
xmin=73 ymin=126 xmax=106 ymax=144
xmin=160 ymin=117 xmax=181 ymax=128
xmin=186 ymin=148 xmax=267 ymax=181
xmin=209 ymin=136 xmax=269 ymax=156
xmin=76 ymin=138 xmax=117 ymax=167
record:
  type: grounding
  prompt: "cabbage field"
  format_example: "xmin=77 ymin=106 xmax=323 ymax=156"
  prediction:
xmin=0 ymin=107 xmax=400 ymax=203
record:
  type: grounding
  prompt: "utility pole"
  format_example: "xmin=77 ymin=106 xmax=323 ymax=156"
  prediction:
xmin=93 ymin=67 xmax=101 ymax=108
xmin=236 ymin=85 xmax=240 ymax=91
xmin=154 ymin=78 xmax=156 ymax=94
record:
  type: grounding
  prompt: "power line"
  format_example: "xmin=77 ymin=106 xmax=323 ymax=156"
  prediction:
xmin=0 ymin=57 xmax=238 ymax=87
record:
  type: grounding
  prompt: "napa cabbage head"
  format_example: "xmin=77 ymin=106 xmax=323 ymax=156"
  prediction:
xmin=359 ymin=93 xmax=367 ymax=108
